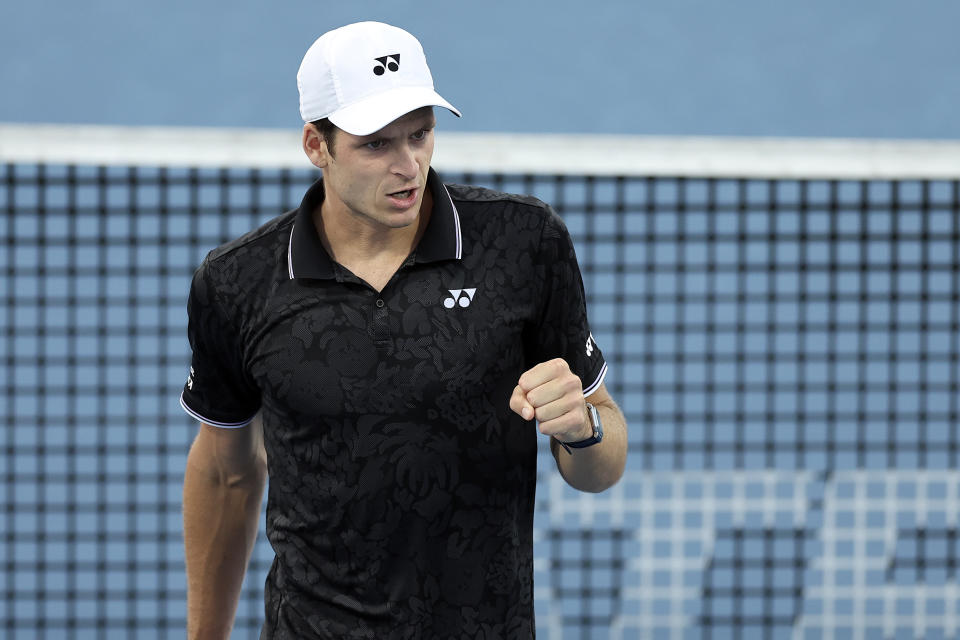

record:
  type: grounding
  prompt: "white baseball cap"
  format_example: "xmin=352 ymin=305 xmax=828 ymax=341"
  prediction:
xmin=297 ymin=21 xmax=461 ymax=136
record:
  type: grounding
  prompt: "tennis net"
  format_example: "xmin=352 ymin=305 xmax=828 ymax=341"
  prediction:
xmin=2 ymin=123 xmax=960 ymax=639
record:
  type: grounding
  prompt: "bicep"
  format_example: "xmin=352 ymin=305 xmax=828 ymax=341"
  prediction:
xmin=188 ymin=414 xmax=266 ymax=482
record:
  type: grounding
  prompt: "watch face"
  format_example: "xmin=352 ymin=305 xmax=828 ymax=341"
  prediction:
xmin=586 ymin=403 xmax=603 ymax=439
xmin=560 ymin=404 xmax=604 ymax=451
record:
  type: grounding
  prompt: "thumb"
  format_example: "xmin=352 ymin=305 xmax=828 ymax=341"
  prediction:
xmin=509 ymin=385 xmax=536 ymax=421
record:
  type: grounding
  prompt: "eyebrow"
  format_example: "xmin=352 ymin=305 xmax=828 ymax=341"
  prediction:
xmin=360 ymin=116 xmax=436 ymax=142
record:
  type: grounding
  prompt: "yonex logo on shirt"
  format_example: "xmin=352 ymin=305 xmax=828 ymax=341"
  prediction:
xmin=373 ymin=54 xmax=400 ymax=75
xmin=443 ymin=288 xmax=476 ymax=309
xmin=586 ymin=334 xmax=596 ymax=357
xmin=186 ymin=366 xmax=195 ymax=390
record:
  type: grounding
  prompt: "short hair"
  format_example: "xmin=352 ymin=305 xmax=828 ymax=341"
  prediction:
xmin=310 ymin=118 xmax=337 ymax=157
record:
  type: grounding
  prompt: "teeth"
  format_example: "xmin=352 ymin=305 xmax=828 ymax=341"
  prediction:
xmin=393 ymin=190 xmax=411 ymax=198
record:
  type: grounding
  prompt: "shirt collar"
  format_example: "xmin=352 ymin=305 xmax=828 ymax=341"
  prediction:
xmin=287 ymin=167 xmax=461 ymax=280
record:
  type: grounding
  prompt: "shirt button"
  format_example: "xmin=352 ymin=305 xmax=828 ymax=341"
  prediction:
xmin=375 ymin=299 xmax=385 ymax=308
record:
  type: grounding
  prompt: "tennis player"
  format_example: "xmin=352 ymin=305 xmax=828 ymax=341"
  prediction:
xmin=181 ymin=21 xmax=627 ymax=639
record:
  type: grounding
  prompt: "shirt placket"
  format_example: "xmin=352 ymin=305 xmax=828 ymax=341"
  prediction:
xmin=370 ymin=294 xmax=390 ymax=350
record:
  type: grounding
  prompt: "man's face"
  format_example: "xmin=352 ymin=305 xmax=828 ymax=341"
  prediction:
xmin=319 ymin=107 xmax=436 ymax=231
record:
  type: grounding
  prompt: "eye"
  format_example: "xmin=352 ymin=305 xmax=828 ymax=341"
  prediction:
xmin=410 ymin=129 xmax=429 ymax=141
xmin=364 ymin=139 xmax=387 ymax=151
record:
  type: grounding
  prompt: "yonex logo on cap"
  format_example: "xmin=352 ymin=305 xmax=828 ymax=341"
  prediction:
xmin=443 ymin=288 xmax=476 ymax=309
xmin=373 ymin=54 xmax=400 ymax=75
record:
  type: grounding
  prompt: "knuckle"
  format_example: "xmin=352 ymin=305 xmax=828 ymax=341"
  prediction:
xmin=550 ymin=358 xmax=569 ymax=374
xmin=523 ymin=389 xmax=538 ymax=408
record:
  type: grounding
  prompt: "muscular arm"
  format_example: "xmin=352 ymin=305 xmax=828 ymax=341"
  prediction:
xmin=183 ymin=417 xmax=267 ymax=640
xmin=511 ymin=359 xmax=627 ymax=493
xmin=548 ymin=385 xmax=627 ymax=492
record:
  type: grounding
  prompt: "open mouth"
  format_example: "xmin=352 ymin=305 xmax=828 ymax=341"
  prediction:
xmin=387 ymin=187 xmax=419 ymax=207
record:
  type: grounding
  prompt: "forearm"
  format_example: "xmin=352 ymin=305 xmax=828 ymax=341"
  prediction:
xmin=551 ymin=401 xmax=627 ymax=493
xmin=183 ymin=443 xmax=266 ymax=640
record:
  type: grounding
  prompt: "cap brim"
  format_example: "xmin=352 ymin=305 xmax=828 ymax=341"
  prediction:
xmin=328 ymin=86 xmax=461 ymax=136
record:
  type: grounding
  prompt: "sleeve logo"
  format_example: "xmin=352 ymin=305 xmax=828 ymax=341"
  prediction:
xmin=585 ymin=333 xmax=595 ymax=357
xmin=186 ymin=366 xmax=195 ymax=391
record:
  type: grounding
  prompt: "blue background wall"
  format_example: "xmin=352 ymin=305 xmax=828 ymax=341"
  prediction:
xmin=2 ymin=0 xmax=959 ymax=138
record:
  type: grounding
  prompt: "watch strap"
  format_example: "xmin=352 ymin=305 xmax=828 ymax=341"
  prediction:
xmin=558 ymin=402 xmax=604 ymax=455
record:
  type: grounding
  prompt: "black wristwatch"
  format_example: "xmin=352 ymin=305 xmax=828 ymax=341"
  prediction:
xmin=557 ymin=402 xmax=604 ymax=455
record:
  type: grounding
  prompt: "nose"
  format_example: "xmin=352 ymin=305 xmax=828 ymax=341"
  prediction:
xmin=391 ymin=143 xmax=419 ymax=180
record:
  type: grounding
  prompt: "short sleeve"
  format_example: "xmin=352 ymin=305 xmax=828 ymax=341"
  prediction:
xmin=179 ymin=258 xmax=261 ymax=427
xmin=529 ymin=209 xmax=608 ymax=396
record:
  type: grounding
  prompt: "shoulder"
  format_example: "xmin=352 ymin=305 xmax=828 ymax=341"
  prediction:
xmin=197 ymin=209 xmax=296 ymax=279
xmin=205 ymin=208 xmax=297 ymax=265
xmin=444 ymin=182 xmax=568 ymax=239
xmin=444 ymin=182 xmax=548 ymax=211
xmin=190 ymin=209 xmax=296 ymax=306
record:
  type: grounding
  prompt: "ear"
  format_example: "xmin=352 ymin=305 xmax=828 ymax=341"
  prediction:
xmin=302 ymin=123 xmax=331 ymax=169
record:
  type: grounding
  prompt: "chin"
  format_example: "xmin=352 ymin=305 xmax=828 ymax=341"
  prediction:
xmin=380 ymin=212 xmax=419 ymax=229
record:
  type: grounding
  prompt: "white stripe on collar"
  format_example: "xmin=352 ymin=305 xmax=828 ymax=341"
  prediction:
xmin=287 ymin=184 xmax=460 ymax=279
xmin=287 ymin=223 xmax=295 ymax=279
xmin=441 ymin=183 xmax=462 ymax=260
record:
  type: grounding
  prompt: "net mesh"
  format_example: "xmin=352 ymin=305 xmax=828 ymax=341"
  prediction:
xmin=2 ymin=139 xmax=960 ymax=638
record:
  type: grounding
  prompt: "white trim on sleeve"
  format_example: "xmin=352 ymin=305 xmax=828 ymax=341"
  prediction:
xmin=582 ymin=362 xmax=608 ymax=397
xmin=179 ymin=393 xmax=256 ymax=428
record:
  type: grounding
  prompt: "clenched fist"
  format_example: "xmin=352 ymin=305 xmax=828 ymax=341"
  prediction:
xmin=509 ymin=358 xmax=592 ymax=443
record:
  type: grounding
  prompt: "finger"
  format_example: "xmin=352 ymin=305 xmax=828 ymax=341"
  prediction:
xmin=529 ymin=392 xmax=580 ymax=424
xmin=524 ymin=375 xmax=584 ymax=418
xmin=517 ymin=358 xmax=570 ymax=393
xmin=535 ymin=412 xmax=581 ymax=438
xmin=524 ymin=377 xmax=567 ymax=413
xmin=509 ymin=385 xmax=536 ymax=421
xmin=536 ymin=403 xmax=591 ymax=442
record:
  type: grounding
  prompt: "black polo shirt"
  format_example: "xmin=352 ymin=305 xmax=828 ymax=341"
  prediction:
xmin=180 ymin=167 xmax=607 ymax=639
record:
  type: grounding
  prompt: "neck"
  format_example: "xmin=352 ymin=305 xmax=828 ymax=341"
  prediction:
xmin=320 ymin=188 xmax=432 ymax=255
xmin=314 ymin=187 xmax=433 ymax=291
